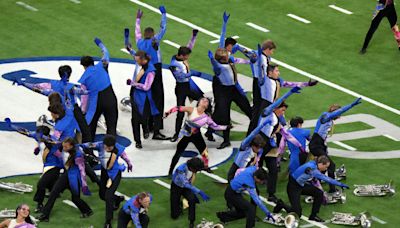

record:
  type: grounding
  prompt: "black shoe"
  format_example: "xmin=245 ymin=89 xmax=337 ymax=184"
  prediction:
xmin=80 ymin=210 xmax=93 ymax=218
xmin=135 ymin=142 xmax=142 ymax=149
xmin=216 ymin=212 xmax=226 ymax=224
xmin=267 ymin=195 xmax=278 ymax=203
xmin=114 ymin=196 xmax=125 ymax=210
xmin=273 ymin=199 xmax=284 ymax=213
xmin=204 ymin=167 xmax=213 ymax=173
xmin=205 ymin=131 xmax=215 ymax=141
xmin=170 ymin=134 xmax=179 ymax=142
xmin=37 ymin=214 xmax=49 ymax=222
xmin=35 ymin=203 xmax=43 ymax=213
xmin=217 ymin=141 xmax=231 ymax=149
xmin=359 ymin=48 xmax=367 ymax=54
xmin=152 ymin=133 xmax=167 ymax=140
xmin=143 ymin=132 xmax=150 ymax=139
xmin=189 ymin=222 xmax=194 ymax=228
xmin=309 ymin=215 xmax=325 ymax=223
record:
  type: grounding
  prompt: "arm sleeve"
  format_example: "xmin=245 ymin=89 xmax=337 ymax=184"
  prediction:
xmin=312 ymin=170 xmax=346 ymax=187
xmin=321 ymin=103 xmax=353 ymax=124
xmin=187 ymin=33 xmax=198 ymax=50
xmin=76 ymin=156 xmax=88 ymax=187
xmin=130 ymin=211 xmax=142 ymax=228
xmin=233 ymin=57 xmax=250 ymax=64
xmin=210 ymin=57 xmax=221 ymax=75
xmin=73 ymin=85 xmax=89 ymax=95
xmin=262 ymin=89 xmax=296 ymax=116
xmin=121 ymin=151 xmax=133 ymax=167
xmin=219 ymin=21 xmax=227 ymax=48
xmin=133 ymin=72 xmax=155 ymax=91
xmin=80 ymin=84 xmax=88 ymax=113
xmin=207 ymin=117 xmax=228 ymax=131
xmin=175 ymin=171 xmax=201 ymax=194
xmin=248 ymin=188 xmax=270 ymax=215
xmin=280 ymin=128 xmax=303 ymax=150
xmin=154 ymin=13 xmax=167 ymax=41
xmin=281 ymin=80 xmax=309 ymax=88
xmin=96 ymin=42 xmax=110 ymax=65
xmin=135 ymin=18 xmax=142 ymax=43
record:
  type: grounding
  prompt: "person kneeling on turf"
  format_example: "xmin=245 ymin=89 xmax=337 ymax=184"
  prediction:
xmin=117 ymin=192 xmax=152 ymax=228
xmin=170 ymin=157 xmax=210 ymax=228
xmin=217 ymin=166 xmax=274 ymax=228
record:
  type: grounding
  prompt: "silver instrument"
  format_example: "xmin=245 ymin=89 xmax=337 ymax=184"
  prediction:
xmin=353 ymin=181 xmax=395 ymax=197
xmin=331 ymin=211 xmax=371 ymax=227
xmin=305 ymin=189 xmax=346 ymax=204
xmin=119 ymin=97 xmax=131 ymax=112
xmin=36 ymin=114 xmax=55 ymax=130
xmin=0 ymin=209 xmax=15 ymax=219
xmin=263 ymin=213 xmax=299 ymax=227
xmin=335 ymin=164 xmax=346 ymax=180
xmin=196 ymin=218 xmax=224 ymax=228
xmin=0 ymin=181 xmax=33 ymax=194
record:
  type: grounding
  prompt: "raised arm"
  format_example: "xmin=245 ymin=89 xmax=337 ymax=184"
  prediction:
xmin=240 ymin=118 xmax=272 ymax=150
xmin=187 ymin=29 xmax=199 ymax=50
xmin=135 ymin=9 xmax=143 ymax=43
xmin=219 ymin=11 xmax=230 ymax=48
xmin=154 ymin=6 xmax=167 ymax=41
xmin=262 ymin=86 xmax=302 ymax=116
xmin=208 ymin=50 xmax=221 ymax=75
xmin=281 ymin=78 xmax=318 ymax=88
xmin=94 ymin=37 xmax=110 ymax=66
xmin=321 ymin=98 xmax=362 ymax=123
xmin=125 ymin=28 xmax=136 ymax=57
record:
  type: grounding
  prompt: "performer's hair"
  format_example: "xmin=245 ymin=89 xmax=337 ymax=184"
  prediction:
xmin=224 ymin=37 xmax=237 ymax=47
xmin=197 ymin=97 xmax=213 ymax=115
xmin=187 ymin=157 xmax=204 ymax=172
xmin=48 ymin=103 xmax=65 ymax=119
xmin=277 ymin=102 xmax=288 ymax=109
xmin=316 ymin=155 xmax=330 ymax=165
xmin=328 ymin=104 xmax=341 ymax=112
xmin=290 ymin=116 xmax=304 ymax=128
xmin=254 ymin=168 xmax=268 ymax=181
xmin=48 ymin=92 xmax=62 ymax=106
xmin=15 ymin=204 xmax=34 ymax=224
xmin=262 ymin=40 xmax=276 ymax=50
xmin=135 ymin=50 xmax=151 ymax=62
xmin=103 ymin=134 xmax=116 ymax=147
xmin=63 ymin=137 xmax=77 ymax=167
xmin=251 ymin=134 xmax=266 ymax=148
xmin=80 ymin=56 xmax=94 ymax=67
xmin=267 ymin=64 xmax=279 ymax=73
xmin=144 ymin=27 xmax=155 ymax=39
xmin=178 ymin=46 xmax=192 ymax=56
xmin=58 ymin=65 xmax=72 ymax=79
xmin=137 ymin=192 xmax=151 ymax=200
xmin=215 ymin=48 xmax=229 ymax=62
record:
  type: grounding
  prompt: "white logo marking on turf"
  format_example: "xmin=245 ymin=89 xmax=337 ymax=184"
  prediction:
xmin=128 ymin=0 xmax=400 ymax=116
xmin=329 ymin=5 xmax=353 ymax=15
xmin=246 ymin=22 xmax=270 ymax=33
xmin=16 ymin=1 xmax=38 ymax=11
xmin=153 ymin=179 xmax=171 ymax=189
xmin=332 ymin=141 xmax=356 ymax=151
xmin=287 ymin=14 xmax=311 ymax=24
xmin=69 ymin=0 xmax=81 ymax=4
xmin=163 ymin=40 xmax=180 ymax=49
xmin=371 ymin=216 xmax=387 ymax=224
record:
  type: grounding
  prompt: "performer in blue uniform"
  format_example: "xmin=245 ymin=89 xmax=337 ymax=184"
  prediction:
xmin=169 ymin=29 xmax=204 ymax=142
xmin=38 ymin=138 xmax=92 ymax=222
xmin=81 ymin=135 xmax=133 ymax=228
xmin=126 ymin=50 xmax=165 ymax=148
xmin=170 ymin=158 xmax=210 ymax=228
xmin=135 ymin=6 xmax=168 ymax=133
xmin=309 ymin=98 xmax=362 ymax=193
xmin=216 ymin=166 xmax=274 ymax=228
xmin=285 ymin=156 xmax=349 ymax=222
xmin=79 ymin=38 xmax=118 ymax=140
xmin=118 ymin=192 xmax=152 ymax=228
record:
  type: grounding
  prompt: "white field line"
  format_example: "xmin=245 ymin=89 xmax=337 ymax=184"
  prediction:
xmin=371 ymin=216 xmax=387 ymax=224
xmin=300 ymin=221 xmax=330 ymax=228
xmin=210 ymin=166 xmax=218 ymax=171
xmin=62 ymin=200 xmax=78 ymax=209
xmin=16 ymin=1 xmax=38 ymax=11
xmin=120 ymin=48 xmax=130 ymax=55
xmin=246 ymin=22 xmax=270 ymax=32
xmin=154 ymin=179 xmax=171 ymax=189
xmin=383 ymin=134 xmax=399 ymax=141
xmin=329 ymin=5 xmax=353 ymax=15
xmin=287 ymin=13 xmax=311 ymax=24
xmin=209 ymin=35 xmax=239 ymax=44
xmin=332 ymin=141 xmax=357 ymax=151
xmin=128 ymin=0 xmax=400 ymax=116
xmin=200 ymin=171 xmax=228 ymax=184
xmin=115 ymin=191 xmax=130 ymax=201
xmin=69 ymin=0 xmax=81 ymax=4
xmin=163 ymin=40 xmax=181 ymax=49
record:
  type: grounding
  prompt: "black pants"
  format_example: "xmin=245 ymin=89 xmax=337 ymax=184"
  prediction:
xmin=168 ymin=133 xmax=206 ymax=175
xmin=252 ymin=77 xmax=261 ymax=114
xmin=84 ymin=161 xmax=100 ymax=185
xmin=34 ymin=167 xmax=60 ymax=205
xmin=227 ymin=163 xmax=240 ymax=182
xmin=41 ymin=172 xmax=91 ymax=218
xmin=209 ymin=80 xmax=252 ymax=142
xmin=258 ymin=134 xmax=278 ymax=196
xmin=362 ymin=4 xmax=398 ymax=49
xmin=309 ymin=135 xmax=336 ymax=192
xmin=117 ymin=208 xmax=149 ymax=228
xmin=99 ymin=169 xmax=122 ymax=222
xmin=218 ymin=185 xmax=256 ymax=228
xmin=299 ymin=152 xmax=308 ymax=166
xmin=73 ymin=104 xmax=92 ymax=144
xmin=247 ymin=99 xmax=272 ymax=135
xmin=174 ymin=82 xmax=202 ymax=136
xmin=151 ymin=63 xmax=164 ymax=129
xmin=287 ymin=176 xmax=323 ymax=218
xmin=89 ymin=85 xmax=118 ymax=140
xmin=170 ymin=182 xmax=199 ymax=223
